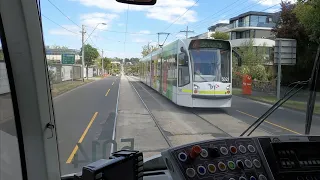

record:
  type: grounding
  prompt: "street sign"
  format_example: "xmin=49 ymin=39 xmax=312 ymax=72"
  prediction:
xmin=274 ymin=38 xmax=297 ymax=65
xmin=61 ymin=54 xmax=75 ymax=64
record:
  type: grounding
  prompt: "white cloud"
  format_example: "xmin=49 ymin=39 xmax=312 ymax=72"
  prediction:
xmin=146 ymin=6 xmax=197 ymax=24
xmin=132 ymin=38 xmax=149 ymax=43
xmin=73 ymin=0 xmax=198 ymax=24
xmin=104 ymin=50 xmax=141 ymax=58
xmin=265 ymin=8 xmax=280 ymax=13
xmin=117 ymin=23 xmax=125 ymax=27
xmin=80 ymin=13 xmax=119 ymax=30
xmin=138 ymin=30 xmax=151 ymax=34
xmin=49 ymin=25 xmax=81 ymax=37
xmin=253 ymin=0 xmax=296 ymax=6
xmin=217 ymin=19 xmax=229 ymax=24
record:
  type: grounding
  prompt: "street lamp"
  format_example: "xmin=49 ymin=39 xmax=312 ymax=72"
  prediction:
xmin=81 ymin=23 xmax=106 ymax=82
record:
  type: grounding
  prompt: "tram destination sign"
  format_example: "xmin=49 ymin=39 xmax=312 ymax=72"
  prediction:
xmin=61 ymin=54 xmax=75 ymax=64
xmin=189 ymin=39 xmax=230 ymax=50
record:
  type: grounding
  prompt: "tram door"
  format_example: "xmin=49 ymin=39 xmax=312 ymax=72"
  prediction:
xmin=177 ymin=47 xmax=192 ymax=107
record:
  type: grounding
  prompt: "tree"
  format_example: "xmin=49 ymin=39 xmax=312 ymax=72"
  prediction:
xmin=272 ymin=1 xmax=318 ymax=85
xmin=141 ymin=45 xmax=158 ymax=57
xmin=80 ymin=44 xmax=99 ymax=79
xmin=211 ymin=32 xmax=230 ymax=40
xmin=233 ymin=38 xmax=271 ymax=81
xmin=295 ymin=0 xmax=320 ymax=43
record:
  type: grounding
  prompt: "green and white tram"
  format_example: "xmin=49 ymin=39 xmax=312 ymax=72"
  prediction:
xmin=139 ymin=39 xmax=232 ymax=108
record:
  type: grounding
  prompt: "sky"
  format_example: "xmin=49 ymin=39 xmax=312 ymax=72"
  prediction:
xmin=41 ymin=0 xmax=288 ymax=58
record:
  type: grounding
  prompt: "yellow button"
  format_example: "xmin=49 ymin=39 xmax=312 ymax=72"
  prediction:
xmin=208 ymin=164 xmax=216 ymax=173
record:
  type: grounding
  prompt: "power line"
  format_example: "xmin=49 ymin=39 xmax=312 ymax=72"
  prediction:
xmin=192 ymin=0 xmax=269 ymax=31
xmin=190 ymin=0 xmax=246 ymax=29
xmin=42 ymin=14 xmax=80 ymax=35
xmin=47 ymin=0 xmax=81 ymax=29
xmin=85 ymin=25 xmax=157 ymax=35
xmin=162 ymin=0 xmax=200 ymax=32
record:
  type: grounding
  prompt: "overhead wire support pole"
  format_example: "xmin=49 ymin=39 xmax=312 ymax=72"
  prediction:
xmin=180 ymin=26 xmax=194 ymax=39
xmin=157 ymin=32 xmax=170 ymax=47
xmin=81 ymin=25 xmax=86 ymax=82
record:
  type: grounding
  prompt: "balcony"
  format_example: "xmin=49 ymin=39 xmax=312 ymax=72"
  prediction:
xmin=216 ymin=22 xmax=275 ymax=32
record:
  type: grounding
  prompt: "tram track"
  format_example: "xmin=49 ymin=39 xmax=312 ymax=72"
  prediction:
xmin=126 ymin=76 xmax=173 ymax=148
xmin=126 ymin=76 xmax=232 ymax=144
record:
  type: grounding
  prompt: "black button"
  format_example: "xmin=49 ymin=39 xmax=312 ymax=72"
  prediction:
xmin=236 ymin=160 xmax=245 ymax=170
xmin=208 ymin=147 xmax=220 ymax=158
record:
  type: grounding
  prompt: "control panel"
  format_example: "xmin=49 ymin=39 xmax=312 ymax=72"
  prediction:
xmin=161 ymin=136 xmax=320 ymax=180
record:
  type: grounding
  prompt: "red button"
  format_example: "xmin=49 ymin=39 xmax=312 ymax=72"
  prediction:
xmin=230 ymin=146 xmax=237 ymax=154
xmin=190 ymin=145 xmax=202 ymax=158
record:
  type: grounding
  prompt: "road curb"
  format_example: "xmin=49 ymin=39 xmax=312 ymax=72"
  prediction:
xmin=53 ymin=78 xmax=103 ymax=100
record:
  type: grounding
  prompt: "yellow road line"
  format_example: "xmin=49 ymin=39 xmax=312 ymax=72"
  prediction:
xmin=105 ymin=89 xmax=110 ymax=96
xmin=236 ymin=110 xmax=302 ymax=135
xmin=66 ymin=112 xmax=99 ymax=163
xmin=112 ymin=82 xmax=114 ymax=85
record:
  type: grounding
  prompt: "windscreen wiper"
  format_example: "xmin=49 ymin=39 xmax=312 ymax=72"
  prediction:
xmin=194 ymin=72 xmax=208 ymax=82
xmin=240 ymin=80 xmax=309 ymax=136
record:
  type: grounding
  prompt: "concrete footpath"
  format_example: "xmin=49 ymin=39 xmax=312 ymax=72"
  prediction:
xmin=115 ymin=76 xmax=169 ymax=158
xmin=115 ymin=76 xmax=271 ymax=159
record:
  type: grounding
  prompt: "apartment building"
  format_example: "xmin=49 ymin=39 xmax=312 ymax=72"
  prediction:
xmin=215 ymin=11 xmax=279 ymax=48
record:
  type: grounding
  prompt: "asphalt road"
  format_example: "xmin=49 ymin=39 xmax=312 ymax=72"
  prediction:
xmin=54 ymin=77 xmax=120 ymax=175
xmin=225 ymin=95 xmax=320 ymax=136
xmin=2 ymin=75 xmax=320 ymax=176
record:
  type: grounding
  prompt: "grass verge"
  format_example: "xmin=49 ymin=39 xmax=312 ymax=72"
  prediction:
xmin=51 ymin=80 xmax=94 ymax=97
xmin=233 ymin=89 xmax=320 ymax=115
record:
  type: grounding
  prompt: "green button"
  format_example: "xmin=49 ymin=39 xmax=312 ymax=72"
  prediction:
xmin=228 ymin=161 xmax=235 ymax=170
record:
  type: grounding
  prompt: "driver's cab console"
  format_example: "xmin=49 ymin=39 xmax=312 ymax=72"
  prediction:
xmin=69 ymin=135 xmax=320 ymax=180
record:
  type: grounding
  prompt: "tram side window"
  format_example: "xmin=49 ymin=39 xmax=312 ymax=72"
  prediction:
xmin=0 ymin=35 xmax=23 ymax=180
xmin=178 ymin=52 xmax=190 ymax=87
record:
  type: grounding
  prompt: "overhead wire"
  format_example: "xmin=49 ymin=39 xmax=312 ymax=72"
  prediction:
xmin=162 ymin=0 xmax=200 ymax=32
xmin=47 ymin=0 xmax=81 ymax=29
xmin=42 ymin=14 xmax=80 ymax=35
xmin=188 ymin=0 xmax=247 ymax=30
xmin=191 ymin=0 xmax=269 ymax=31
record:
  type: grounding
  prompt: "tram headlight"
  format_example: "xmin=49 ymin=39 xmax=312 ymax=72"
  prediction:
xmin=194 ymin=84 xmax=199 ymax=94
xmin=226 ymin=85 xmax=230 ymax=91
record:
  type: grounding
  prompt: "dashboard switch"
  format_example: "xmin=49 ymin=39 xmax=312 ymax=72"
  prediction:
xmin=220 ymin=147 xmax=228 ymax=155
xmin=218 ymin=162 xmax=227 ymax=171
xmin=245 ymin=159 xmax=253 ymax=168
xmin=248 ymin=145 xmax=256 ymax=153
xmin=253 ymin=159 xmax=261 ymax=168
xmin=239 ymin=176 xmax=247 ymax=180
xmin=236 ymin=160 xmax=245 ymax=170
xmin=178 ymin=152 xmax=187 ymax=162
xmin=258 ymin=174 xmax=267 ymax=180
xmin=239 ymin=145 xmax=246 ymax=153
xmin=197 ymin=165 xmax=206 ymax=175
xmin=190 ymin=145 xmax=202 ymax=159
xmin=200 ymin=149 xmax=208 ymax=158
xmin=227 ymin=161 xmax=236 ymax=170
xmin=186 ymin=168 xmax=195 ymax=178
xmin=208 ymin=164 xmax=216 ymax=173
xmin=250 ymin=176 xmax=257 ymax=180
xmin=208 ymin=147 xmax=220 ymax=158
xmin=230 ymin=146 xmax=237 ymax=154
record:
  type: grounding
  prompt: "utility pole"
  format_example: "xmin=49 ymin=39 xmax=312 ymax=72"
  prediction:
xmin=81 ymin=25 xmax=86 ymax=82
xmin=180 ymin=26 xmax=194 ymax=39
xmin=101 ymin=49 xmax=104 ymax=75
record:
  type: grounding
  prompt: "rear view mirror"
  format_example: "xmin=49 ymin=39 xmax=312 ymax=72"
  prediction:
xmin=232 ymin=49 xmax=242 ymax=66
xmin=116 ymin=0 xmax=157 ymax=5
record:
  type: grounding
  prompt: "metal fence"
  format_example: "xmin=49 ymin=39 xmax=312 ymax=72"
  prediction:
xmin=0 ymin=61 xmax=10 ymax=94
xmin=48 ymin=64 xmax=82 ymax=84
